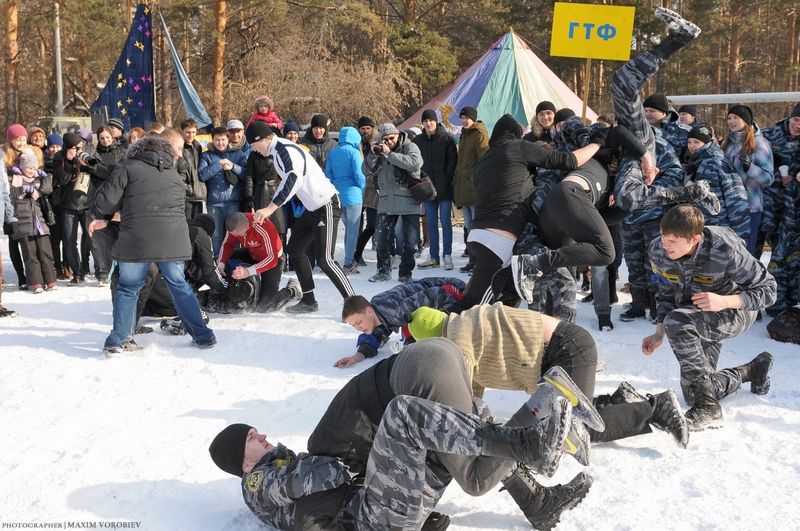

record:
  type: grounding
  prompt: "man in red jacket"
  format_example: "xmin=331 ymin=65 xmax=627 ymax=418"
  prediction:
xmin=219 ymin=211 xmax=300 ymax=312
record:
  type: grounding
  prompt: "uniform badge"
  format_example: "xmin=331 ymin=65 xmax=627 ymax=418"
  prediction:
xmin=767 ymin=261 xmax=778 ymax=273
xmin=246 ymin=470 xmax=264 ymax=492
xmin=691 ymin=274 xmax=714 ymax=285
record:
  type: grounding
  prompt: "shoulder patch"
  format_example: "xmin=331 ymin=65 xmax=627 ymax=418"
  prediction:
xmin=246 ymin=470 xmax=264 ymax=493
xmin=767 ymin=261 xmax=778 ymax=273
xmin=691 ymin=274 xmax=715 ymax=285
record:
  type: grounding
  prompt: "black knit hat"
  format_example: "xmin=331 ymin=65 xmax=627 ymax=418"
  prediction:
xmin=688 ymin=124 xmax=713 ymax=145
xmin=459 ymin=106 xmax=478 ymax=121
xmin=357 ymin=116 xmax=375 ymax=129
xmin=194 ymin=213 xmax=215 ymax=237
xmin=536 ymin=101 xmax=557 ymax=114
xmin=246 ymin=121 xmax=274 ymax=144
xmin=728 ymin=104 xmax=754 ymax=126
xmin=553 ymin=108 xmax=576 ymax=124
xmin=791 ymin=103 xmax=800 ymax=118
xmin=310 ymin=114 xmax=328 ymax=129
xmin=209 ymin=423 xmax=253 ymax=477
xmin=643 ymin=93 xmax=670 ymax=114
xmin=421 ymin=109 xmax=438 ymax=122
xmin=678 ymin=104 xmax=697 ymax=117
xmin=62 ymin=132 xmax=83 ymax=150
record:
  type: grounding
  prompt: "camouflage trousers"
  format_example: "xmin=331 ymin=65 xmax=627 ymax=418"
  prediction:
xmin=351 ymin=395 xmax=506 ymax=530
xmin=622 ymin=220 xmax=661 ymax=291
xmin=663 ymin=307 xmax=756 ymax=402
xmin=767 ymin=243 xmax=800 ymax=316
xmin=529 ymin=269 xmax=577 ymax=322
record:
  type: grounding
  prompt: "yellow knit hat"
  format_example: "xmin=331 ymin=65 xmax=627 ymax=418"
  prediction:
xmin=407 ymin=307 xmax=446 ymax=339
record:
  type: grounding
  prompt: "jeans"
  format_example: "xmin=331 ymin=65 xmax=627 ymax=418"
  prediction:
xmin=423 ymin=199 xmax=453 ymax=259
xmin=341 ymin=203 xmax=362 ymax=267
xmin=208 ymin=202 xmax=241 ymax=257
xmin=376 ymin=214 xmax=420 ymax=277
xmin=105 ymin=261 xmax=215 ymax=348
xmin=63 ymin=209 xmax=93 ymax=277
xmin=462 ymin=205 xmax=475 ymax=233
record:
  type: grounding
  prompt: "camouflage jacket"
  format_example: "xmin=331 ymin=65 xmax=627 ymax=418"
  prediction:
xmin=648 ymin=226 xmax=776 ymax=323
xmin=242 ymin=444 xmax=352 ymax=530
xmin=685 ymin=142 xmax=751 ymax=242
xmin=658 ymin=110 xmax=691 ymax=162
xmin=773 ymin=180 xmax=800 ymax=260
xmin=761 ymin=118 xmax=800 ymax=233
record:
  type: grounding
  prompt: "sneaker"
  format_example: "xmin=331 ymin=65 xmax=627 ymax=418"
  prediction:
xmin=103 ymin=339 xmax=143 ymax=356
xmin=160 ymin=318 xmax=187 ymax=336
xmin=354 ymin=256 xmax=367 ymax=267
xmin=563 ymin=416 xmax=591 ymax=466
xmin=285 ymin=278 xmax=302 ymax=300
xmin=192 ymin=337 xmax=217 ymax=349
xmin=501 ymin=467 xmax=593 ymax=531
xmin=343 ymin=264 xmax=360 ymax=275
xmin=368 ymin=272 xmax=391 ymax=282
xmin=97 ymin=276 xmax=109 ymax=287
xmin=598 ymin=314 xmax=613 ymax=331
xmin=654 ymin=7 xmax=702 ymax=42
xmin=442 ymin=255 xmax=454 ymax=271
xmin=0 ymin=306 xmax=17 ymax=318
xmin=647 ymin=389 xmax=690 ymax=448
xmin=67 ymin=276 xmax=85 ymax=286
xmin=19 ymin=283 xmax=28 ymax=291
xmin=531 ymin=366 xmax=605 ymax=432
xmin=32 ymin=286 xmax=44 ymax=294
xmin=418 ymin=258 xmax=440 ymax=269
xmin=46 ymin=282 xmax=57 ymax=291
xmin=398 ymin=274 xmax=413 ymax=283
xmin=510 ymin=255 xmax=543 ymax=305
xmin=286 ymin=300 xmax=319 ymax=313
xmin=135 ymin=324 xmax=154 ymax=335
xmin=391 ymin=255 xmax=401 ymax=269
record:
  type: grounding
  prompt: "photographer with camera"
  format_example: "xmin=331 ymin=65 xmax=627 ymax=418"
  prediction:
xmin=53 ymin=132 xmax=101 ymax=286
xmin=362 ymin=123 xmax=424 ymax=283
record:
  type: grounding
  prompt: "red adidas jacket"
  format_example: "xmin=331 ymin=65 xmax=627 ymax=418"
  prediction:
xmin=219 ymin=212 xmax=282 ymax=276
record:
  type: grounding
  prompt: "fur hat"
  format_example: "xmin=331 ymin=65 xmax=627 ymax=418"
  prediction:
xmin=643 ymin=94 xmax=670 ymax=114
xmin=6 ymin=124 xmax=27 ymax=143
xmin=536 ymin=101 xmax=557 ymax=114
xmin=407 ymin=307 xmax=447 ymax=340
xmin=459 ymin=106 xmax=478 ymax=122
xmin=254 ymin=95 xmax=273 ymax=109
xmin=19 ymin=149 xmax=39 ymax=170
xmin=209 ymin=423 xmax=254 ymax=477
xmin=727 ymin=104 xmax=754 ymax=126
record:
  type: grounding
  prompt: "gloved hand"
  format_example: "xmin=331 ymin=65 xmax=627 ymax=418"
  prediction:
xmin=241 ymin=197 xmax=254 ymax=213
xmin=589 ymin=127 xmax=609 ymax=147
xmin=739 ymin=153 xmax=752 ymax=172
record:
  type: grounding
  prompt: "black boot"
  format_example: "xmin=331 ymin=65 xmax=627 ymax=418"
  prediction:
xmin=611 ymin=381 xmax=647 ymax=404
xmin=647 ymin=290 xmax=658 ymax=324
xmin=286 ymin=292 xmax=319 ymax=314
xmin=734 ymin=352 xmax=774 ymax=395
xmin=620 ymin=288 xmax=648 ymax=321
xmin=685 ymin=377 xmax=724 ymax=431
xmin=500 ymin=465 xmax=593 ymax=531
xmin=421 ymin=511 xmax=450 ymax=531
xmin=647 ymin=390 xmax=690 ymax=448
xmin=0 ymin=305 xmax=17 ymax=318
xmin=481 ymin=397 xmax=571 ymax=478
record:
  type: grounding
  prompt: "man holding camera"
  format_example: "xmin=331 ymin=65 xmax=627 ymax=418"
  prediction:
xmin=363 ymin=123 xmax=424 ymax=283
xmin=53 ymin=132 xmax=98 ymax=285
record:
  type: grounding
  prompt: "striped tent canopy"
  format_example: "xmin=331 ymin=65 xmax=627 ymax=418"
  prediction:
xmin=399 ymin=30 xmax=596 ymax=134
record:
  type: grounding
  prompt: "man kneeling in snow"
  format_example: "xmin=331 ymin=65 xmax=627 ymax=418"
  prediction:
xmin=210 ymin=339 xmax=595 ymax=530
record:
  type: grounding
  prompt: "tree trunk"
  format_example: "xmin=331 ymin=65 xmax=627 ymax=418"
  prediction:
xmin=5 ymin=0 xmax=20 ymax=127
xmin=213 ymin=0 xmax=227 ymax=125
xmin=158 ymin=20 xmax=172 ymax=125
xmin=79 ymin=40 xmax=91 ymax=103
xmin=404 ymin=0 xmax=415 ymax=23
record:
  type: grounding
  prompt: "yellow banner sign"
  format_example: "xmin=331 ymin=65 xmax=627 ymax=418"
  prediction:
xmin=550 ymin=2 xmax=635 ymax=61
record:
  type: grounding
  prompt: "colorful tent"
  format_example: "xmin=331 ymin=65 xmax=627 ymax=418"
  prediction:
xmin=399 ymin=30 xmax=596 ymax=133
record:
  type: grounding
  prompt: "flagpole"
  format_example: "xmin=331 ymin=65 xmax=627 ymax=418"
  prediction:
xmin=151 ymin=0 xmax=158 ymax=125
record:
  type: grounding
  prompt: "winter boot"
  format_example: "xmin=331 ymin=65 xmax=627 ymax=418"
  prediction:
xmin=734 ymin=352 xmax=774 ymax=395
xmin=682 ymin=180 xmax=721 ymax=215
xmin=655 ymin=7 xmax=702 ymax=44
xmin=500 ymin=465 xmax=593 ymax=531
xmin=647 ymin=390 xmax=690 ymax=448
xmin=481 ymin=396 xmax=572 ymax=478
xmin=160 ymin=318 xmax=187 ymax=336
xmin=0 ymin=305 xmax=17 ymax=318
xmin=593 ymin=380 xmax=645 ymax=409
xmin=685 ymin=377 xmax=724 ymax=431
xmin=563 ymin=416 xmax=591 ymax=466
xmin=510 ymin=254 xmax=544 ymax=304
xmin=421 ymin=511 xmax=450 ymax=531
xmin=598 ymin=314 xmax=613 ymax=331
xmin=134 ymin=324 xmax=154 ymax=334
xmin=620 ymin=288 xmax=648 ymax=321
xmin=526 ymin=366 xmax=605 ymax=432
xmin=647 ymin=290 xmax=659 ymax=324
xmin=286 ymin=293 xmax=319 ymax=314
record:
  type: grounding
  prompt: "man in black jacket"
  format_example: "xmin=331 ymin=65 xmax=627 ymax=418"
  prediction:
xmin=89 ymin=130 xmax=216 ymax=355
xmin=177 ymin=119 xmax=205 ymax=220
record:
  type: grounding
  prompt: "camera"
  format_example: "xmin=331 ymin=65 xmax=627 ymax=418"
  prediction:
xmin=371 ymin=143 xmax=384 ymax=156
xmin=76 ymin=149 xmax=98 ymax=166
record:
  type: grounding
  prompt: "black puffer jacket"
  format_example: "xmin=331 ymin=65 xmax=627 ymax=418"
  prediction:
xmin=53 ymin=151 xmax=90 ymax=211
xmin=177 ymin=140 xmax=205 ymax=202
xmin=299 ymin=130 xmax=337 ymax=168
xmin=412 ymin=124 xmax=458 ymax=200
xmin=92 ymin=136 xmax=191 ymax=262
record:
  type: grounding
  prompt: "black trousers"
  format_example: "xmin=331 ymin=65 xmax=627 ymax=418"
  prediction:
xmin=7 ymin=234 xmax=26 ymax=285
xmin=185 ymin=201 xmax=203 ymax=220
xmin=451 ymin=241 xmax=515 ymax=313
xmin=49 ymin=206 xmax=65 ymax=271
xmin=285 ymin=196 xmax=354 ymax=298
xmin=18 ymin=234 xmax=57 ymax=287
xmin=228 ymin=248 xmax=293 ymax=312
xmin=537 ymin=181 xmax=615 ymax=272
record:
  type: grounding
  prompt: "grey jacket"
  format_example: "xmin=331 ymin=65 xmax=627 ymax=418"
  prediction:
xmin=1 ymin=164 xmax=17 ymax=224
xmin=363 ymin=132 xmax=423 ymax=215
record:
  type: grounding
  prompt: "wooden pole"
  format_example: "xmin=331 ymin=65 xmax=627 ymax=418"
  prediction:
xmin=581 ymin=57 xmax=592 ymax=119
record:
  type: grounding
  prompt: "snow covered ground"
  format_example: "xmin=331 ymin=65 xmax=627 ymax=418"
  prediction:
xmin=1 ymin=228 xmax=798 ymax=531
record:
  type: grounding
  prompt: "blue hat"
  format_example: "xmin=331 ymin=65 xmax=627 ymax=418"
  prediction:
xmin=282 ymin=121 xmax=300 ymax=136
xmin=46 ymin=133 xmax=63 ymax=147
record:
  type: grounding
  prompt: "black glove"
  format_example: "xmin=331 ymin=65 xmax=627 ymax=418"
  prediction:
xmin=739 ymin=153 xmax=752 ymax=172
xmin=589 ymin=127 xmax=609 ymax=147
xmin=241 ymin=197 xmax=253 ymax=213
xmin=224 ymin=169 xmax=239 ymax=186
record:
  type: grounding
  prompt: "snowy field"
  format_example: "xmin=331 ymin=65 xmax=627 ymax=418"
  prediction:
xmin=1 ymin=227 xmax=798 ymax=531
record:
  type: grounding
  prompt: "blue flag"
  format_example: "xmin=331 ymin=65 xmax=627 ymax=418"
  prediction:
xmin=159 ymin=11 xmax=211 ymax=128
xmin=91 ymin=1 xmax=156 ymax=129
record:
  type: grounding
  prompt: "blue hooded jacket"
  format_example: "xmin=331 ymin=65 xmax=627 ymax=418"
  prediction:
xmin=324 ymin=127 xmax=366 ymax=208
xmin=198 ymin=146 xmax=249 ymax=206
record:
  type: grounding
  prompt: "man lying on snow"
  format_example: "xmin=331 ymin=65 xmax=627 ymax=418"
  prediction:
xmin=210 ymin=338 xmax=596 ymax=530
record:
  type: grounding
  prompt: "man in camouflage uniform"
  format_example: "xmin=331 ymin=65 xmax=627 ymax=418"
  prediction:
xmin=760 ymin=103 xmax=800 ymax=250
xmin=642 ymin=205 xmax=776 ymax=431
xmin=515 ymin=227 xmax=577 ymax=322
xmin=210 ymin=339 xmax=591 ymax=531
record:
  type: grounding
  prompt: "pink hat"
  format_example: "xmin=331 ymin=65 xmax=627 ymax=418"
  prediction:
xmin=6 ymin=124 xmax=27 ymax=143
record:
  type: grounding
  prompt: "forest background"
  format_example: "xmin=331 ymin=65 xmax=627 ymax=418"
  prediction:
xmin=3 ymin=0 xmax=800 ymax=133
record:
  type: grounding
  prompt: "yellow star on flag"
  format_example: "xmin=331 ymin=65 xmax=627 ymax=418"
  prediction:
xmin=118 ymin=73 xmax=124 ymax=80
xmin=134 ymin=41 xmax=145 ymax=52
xmin=126 ymin=97 xmax=133 ymax=104
xmin=117 ymin=100 xmax=123 ymax=108
xmin=121 ymin=109 xmax=127 ymax=116
xmin=126 ymin=58 xmax=131 ymax=67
